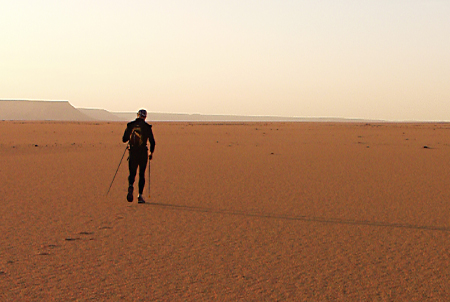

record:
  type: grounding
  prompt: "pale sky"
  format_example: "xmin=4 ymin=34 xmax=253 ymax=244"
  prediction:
xmin=1 ymin=1 xmax=449 ymax=121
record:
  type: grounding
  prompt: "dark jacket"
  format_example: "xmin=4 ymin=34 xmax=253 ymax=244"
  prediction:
xmin=122 ymin=118 xmax=156 ymax=153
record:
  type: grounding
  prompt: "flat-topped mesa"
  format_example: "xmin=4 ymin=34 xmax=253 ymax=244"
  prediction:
xmin=0 ymin=100 xmax=94 ymax=121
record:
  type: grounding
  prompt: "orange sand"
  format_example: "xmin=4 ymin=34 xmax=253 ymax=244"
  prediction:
xmin=1 ymin=121 xmax=449 ymax=301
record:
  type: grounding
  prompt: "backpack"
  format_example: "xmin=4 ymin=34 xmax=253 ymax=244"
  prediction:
xmin=129 ymin=125 xmax=144 ymax=148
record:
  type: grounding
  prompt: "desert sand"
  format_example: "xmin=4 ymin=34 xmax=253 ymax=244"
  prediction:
xmin=1 ymin=121 xmax=449 ymax=301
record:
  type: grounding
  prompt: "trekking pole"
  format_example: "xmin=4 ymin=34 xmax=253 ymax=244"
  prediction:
xmin=148 ymin=158 xmax=151 ymax=198
xmin=106 ymin=144 xmax=129 ymax=196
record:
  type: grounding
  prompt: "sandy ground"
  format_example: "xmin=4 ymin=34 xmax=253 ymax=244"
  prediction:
xmin=1 ymin=121 xmax=450 ymax=301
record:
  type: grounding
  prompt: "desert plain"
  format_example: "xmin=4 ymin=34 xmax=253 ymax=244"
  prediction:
xmin=1 ymin=121 xmax=450 ymax=301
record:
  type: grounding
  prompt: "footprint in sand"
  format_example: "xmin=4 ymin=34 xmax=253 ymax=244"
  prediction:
xmin=79 ymin=231 xmax=94 ymax=235
xmin=44 ymin=244 xmax=59 ymax=248
xmin=64 ymin=231 xmax=96 ymax=242
xmin=37 ymin=244 xmax=60 ymax=255
xmin=98 ymin=226 xmax=112 ymax=230
xmin=65 ymin=237 xmax=82 ymax=241
xmin=79 ymin=231 xmax=95 ymax=240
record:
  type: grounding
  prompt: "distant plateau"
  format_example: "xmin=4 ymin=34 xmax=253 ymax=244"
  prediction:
xmin=0 ymin=100 xmax=376 ymax=122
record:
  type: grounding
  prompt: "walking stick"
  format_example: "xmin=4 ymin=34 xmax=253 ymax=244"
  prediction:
xmin=148 ymin=157 xmax=151 ymax=198
xmin=106 ymin=144 xmax=129 ymax=196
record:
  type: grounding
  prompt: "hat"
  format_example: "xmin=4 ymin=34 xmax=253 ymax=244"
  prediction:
xmin=138 ymin=109 xmax=147 ymax=118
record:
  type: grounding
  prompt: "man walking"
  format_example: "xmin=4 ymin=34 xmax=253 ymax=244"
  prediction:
xmin=122 ymin=109 xmax=156 ymax=203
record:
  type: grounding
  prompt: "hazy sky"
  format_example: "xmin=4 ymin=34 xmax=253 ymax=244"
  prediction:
xmin=1 ymin=1 xmax=449 ymax=121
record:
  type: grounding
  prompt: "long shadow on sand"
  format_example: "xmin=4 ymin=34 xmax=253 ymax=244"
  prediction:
xmin=145 ymin=202 xmax=450 ymax=232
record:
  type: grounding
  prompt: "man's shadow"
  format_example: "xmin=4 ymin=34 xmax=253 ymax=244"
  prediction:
xmin=144 ymin=202 xmax=450 ymax=232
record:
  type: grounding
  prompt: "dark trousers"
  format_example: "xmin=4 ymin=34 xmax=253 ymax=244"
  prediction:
xmin=128 ymin=149 xmax=148 ymax=195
